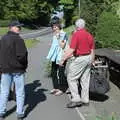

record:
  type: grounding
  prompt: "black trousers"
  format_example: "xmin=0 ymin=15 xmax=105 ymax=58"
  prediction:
xmin=51 ymin=62 xmax=67 ymax=92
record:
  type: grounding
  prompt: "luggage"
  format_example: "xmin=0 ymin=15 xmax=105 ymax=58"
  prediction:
xmin=90 ymin=64 xmax=110 ymax=94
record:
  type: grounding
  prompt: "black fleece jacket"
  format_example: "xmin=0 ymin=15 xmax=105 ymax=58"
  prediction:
xmin=0 ymin=31 xmax=28 ymax=73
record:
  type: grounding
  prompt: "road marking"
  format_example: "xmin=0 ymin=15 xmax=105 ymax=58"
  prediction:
xmin=75 ymin=107 xmax=86 ymax=120
xmin=67 ymin=94 xmax=86 ymax=120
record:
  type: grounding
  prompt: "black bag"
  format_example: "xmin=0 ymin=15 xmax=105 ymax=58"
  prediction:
xmin=89 ymin=66 xmax=110 ymax=94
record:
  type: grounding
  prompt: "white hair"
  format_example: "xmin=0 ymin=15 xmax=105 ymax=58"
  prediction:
xmin=75 ymin=18 xmax=85 ymax=29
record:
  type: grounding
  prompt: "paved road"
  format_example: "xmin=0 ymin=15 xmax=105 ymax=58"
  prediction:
xmin=4 ymin=33 xmax=120 ymax=120
xmin=0 ymin=27 xmax=52 ymax=39
xmin=21 ymin=27 xmax=52 ymax=39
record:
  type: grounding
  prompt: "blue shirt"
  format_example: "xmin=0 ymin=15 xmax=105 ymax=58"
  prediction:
xmin=47 ymin=30 xmax=68 ymax=64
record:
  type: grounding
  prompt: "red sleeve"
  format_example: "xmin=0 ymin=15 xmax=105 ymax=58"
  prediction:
xmin=88 ymin=33 xmax=95 ymax=49
xmin=70 ymin=32 xmax=78 ymax=49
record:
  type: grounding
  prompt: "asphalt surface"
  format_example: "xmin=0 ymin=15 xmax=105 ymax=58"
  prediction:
xmin=0 ymin=27 xmax=52 ymax=39
xmin=21 ymin=27 xmax=52 ymax=39
xmin=3 ymin=32 xmax=120 ymax=120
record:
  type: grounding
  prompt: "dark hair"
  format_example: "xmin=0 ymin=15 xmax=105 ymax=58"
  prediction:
xmin=51 ymin=23 xmax=62 ymax=30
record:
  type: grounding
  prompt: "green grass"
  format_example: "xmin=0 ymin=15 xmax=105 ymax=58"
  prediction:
xmin=64 ymin=25 xmax=75 ymax=36
xmin=0 ymin=27 xmax=8 ymax=36
xmin=95 ymin=113 xmax=120 ymax=120
xmin=25 ymin=39 xmax=39 ymax=48
xmin=0 ymin=27 xmax=31 ymax=36
xmin=0 ymin=27 xmax=39 ymax=48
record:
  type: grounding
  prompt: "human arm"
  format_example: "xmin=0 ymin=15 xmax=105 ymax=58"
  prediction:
xmin=60 ymin=48 xmax=74 ymax=65
xmin=60 ymin=32 xmax=77 ymax=65
xmin=59 ymin=32 xmax=68 ymax=49
xmin=88 ymin=33 xmax=95 ymax=64
xmin=59 ymin=40 xmax=66 ymax=49
xmin=91 ymin=49 xmax=95 ymax=64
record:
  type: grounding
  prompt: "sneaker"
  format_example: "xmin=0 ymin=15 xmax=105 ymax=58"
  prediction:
xmin=17 ymin=114 xmax=24 ymax=120
xmin=17 ymin=117 xmax=23 ymax=120
xmin=66 ymin=101 xmax=82 ymax=108
xmin=81 ymin=102 xmax=89 ymax=106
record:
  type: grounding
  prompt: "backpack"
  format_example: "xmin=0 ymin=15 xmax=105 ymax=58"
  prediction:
xmin=89 ymin=66 xmax=110 ymax=94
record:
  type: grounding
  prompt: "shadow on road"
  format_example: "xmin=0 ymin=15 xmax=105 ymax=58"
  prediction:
xmin=109 ymin=69 xmax=120 ymax=89
xmin=5 ymin=106 xmax=16 ymax=118
xmin=89 ymin=92 xmax=109 ymax=102
xmin=5 ymin=80 xmax=47 ymax=118
xmin=24 ymin=80 xmax=48 ymax=117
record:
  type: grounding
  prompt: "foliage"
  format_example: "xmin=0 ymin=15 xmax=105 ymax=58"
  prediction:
xmin=80 ymin=0 xmax=119 ymax=35
xmin=59 ymin=0 xmax=74 ymax=9
xmin=111 ymin=1 xmax=120 ymax=18
xmin=80 ymin=1 xmax=105 ymax=35
xmin=64 ymin=25 xmax=75 ymax=38
xmin=0 ymin=0 xmax=37 ymax=21
xmin=96 ymin=112 xmax=120 ymax=120
xmin=0 ymin=0 xmax=58 ymax=25
xmin=34 ymin=0 xmax=53 ymax=25
xmin=45 ymin=61 xmax=52 ymax=77
xmin=0 ymin=0 xmax=119 ymax=29
xmin=71 ymin=8 xmax=80 ymax=24
xmin=59 ymin=0 xmax=78 ymax=26
xmin=95 ymin=11 xmax=120 ymax=49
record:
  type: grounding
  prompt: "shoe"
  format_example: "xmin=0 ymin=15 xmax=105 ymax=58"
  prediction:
xmin=82 ymin=102 xmax=89 ymax=106
xmin=54 ymin=90 xmax=63 ymax=96
xmin=50 ymin=89 xmax=59 ymax=94
xmin=17 ymin=118 xmax=23 ymax=120
xmin=66 ymin=101 xmax=82 ymax=108
xmin=17 ymin=114 xmax=24 ymax=120
xmin=65 ymin=89 xmax=71 ymax=94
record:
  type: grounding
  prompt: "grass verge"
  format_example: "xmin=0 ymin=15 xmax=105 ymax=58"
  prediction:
xmin=25 ymin=39 xmax=39 ymax=48
xmin=64 ymin=25 xmax=75 ymax=36
xmin=0 ymin=27 xmax=31 ymax=36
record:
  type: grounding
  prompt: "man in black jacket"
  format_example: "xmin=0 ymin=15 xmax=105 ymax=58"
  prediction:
xmin=0 ymin=21 xmax=28 ymax=120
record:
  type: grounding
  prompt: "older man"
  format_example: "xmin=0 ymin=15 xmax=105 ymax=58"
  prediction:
xmin=60 ymin=18 xmax=95 ymax=108
xmin=0 ymin=21 xmax=28 ymax=120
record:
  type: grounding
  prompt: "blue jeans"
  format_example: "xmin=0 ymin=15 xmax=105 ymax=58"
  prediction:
xmin=0 ymin=73 xmax=25 ymax=117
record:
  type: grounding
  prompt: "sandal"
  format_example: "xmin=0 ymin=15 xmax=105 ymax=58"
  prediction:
xmin=50 ymin=89 xmax=58 ymax=94
xmin=54 ymin=90 xmax=63 ymax=96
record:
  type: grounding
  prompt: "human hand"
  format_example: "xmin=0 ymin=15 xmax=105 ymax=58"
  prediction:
xmin=59 ymin=40 xmax=65 ymax=49
xmin=59 ymin=59 xmax=64 ymax=66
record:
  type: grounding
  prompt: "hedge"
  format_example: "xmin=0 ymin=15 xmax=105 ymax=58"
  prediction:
xmin=95 ymin=11 xmax=120 ymax=49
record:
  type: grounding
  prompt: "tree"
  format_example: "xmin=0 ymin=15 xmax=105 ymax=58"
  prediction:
xmin=79 ymin=0 xmax=119 ymax=34
xmin=3 ymin=0 xmax=37 ymax=20
xmin=0 ymin=0 xmax=57 ymax=26
xmin=112 ymin=1 xmax=120 ymax=18
xmin=58 ymin=0 xmax=77 ymax=26
xmin=95 ymin=11 xmax=120 ymax=49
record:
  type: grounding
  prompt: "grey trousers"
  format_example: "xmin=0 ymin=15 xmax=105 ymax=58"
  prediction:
xmin=67 ymin=55 xmax=91 ymax=103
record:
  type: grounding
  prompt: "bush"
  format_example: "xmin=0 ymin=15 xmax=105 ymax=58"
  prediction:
xmin=95 ymin=11 xmax=120 ymax=49
xmin=64 ymin=25 xmax=75 ymax=37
